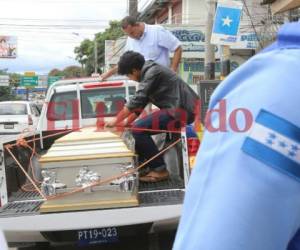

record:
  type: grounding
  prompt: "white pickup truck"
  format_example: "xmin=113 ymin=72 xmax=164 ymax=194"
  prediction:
xmin=0 ymin=77 xmax=200 ymax=249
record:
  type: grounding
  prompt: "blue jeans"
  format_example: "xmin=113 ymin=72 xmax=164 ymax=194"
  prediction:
xmin=132 ymin=110 xmax=182 ymax=171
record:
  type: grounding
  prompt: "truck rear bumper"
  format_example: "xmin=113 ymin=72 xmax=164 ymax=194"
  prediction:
xmin=1 ymin=204 xmax=182 ymax=232
xmin=1 ymin=204 xmax=181 ymax=243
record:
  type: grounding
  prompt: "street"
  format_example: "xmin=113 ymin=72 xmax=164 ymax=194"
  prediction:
xmin=2 ymin=0 xmax=300 ymax=249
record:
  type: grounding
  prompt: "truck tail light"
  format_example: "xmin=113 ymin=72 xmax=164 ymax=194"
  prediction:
xmin=187 ymin=137 xmax=200 ymax=169
xmin=28 ymin=115 xmax=33 ymax=125
xmin=187 ymin=137 xmax=200 ymax=156
xmin=83 ymin=82 xmax=123 ymax=89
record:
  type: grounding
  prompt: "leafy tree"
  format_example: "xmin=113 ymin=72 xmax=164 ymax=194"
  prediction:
xmin=0 ymin=69 xmax=21 ymax=101
xmin=74 ymin=20 xmax=124 ymax=76
xmin=0 ymin=80 xmax=13 ymax=101
xmin=62 ymin=65 xmax=83 ymax=78
xmin=74 ymin=39 xmax=94 ymax=75
xmin=48 ymin=68 xmax=64 ymax=77
xmin=48 ymin=65 xmax=84 ymax=79
xmin=9 ymin=73 xmax=21 ymax=89
xmin=0 ymin=86 xmax=13 ymax=101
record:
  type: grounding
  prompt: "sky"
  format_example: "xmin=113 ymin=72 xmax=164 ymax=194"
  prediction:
xmin=0 ymin=0 xmax=128 ymax=75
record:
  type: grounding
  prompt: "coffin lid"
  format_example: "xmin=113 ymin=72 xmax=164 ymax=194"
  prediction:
xmin=39 ymin=127 xmax=135 ymax=163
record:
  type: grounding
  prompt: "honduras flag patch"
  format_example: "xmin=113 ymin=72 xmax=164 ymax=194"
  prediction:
xmin=242 ymin=110 xmax=300 ymax=181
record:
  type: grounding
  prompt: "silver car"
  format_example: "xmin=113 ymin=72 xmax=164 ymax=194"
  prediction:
xmin=0 ymin=101 xmax=40 ymax=135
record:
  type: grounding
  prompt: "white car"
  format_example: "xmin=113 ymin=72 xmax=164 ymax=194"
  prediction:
xmin=0 ymin=101 xmax=40 ymax=135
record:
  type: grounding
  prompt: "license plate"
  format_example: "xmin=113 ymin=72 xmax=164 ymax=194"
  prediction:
xmin=77 ymin=227 xmax=119 ymax=247
xmin=4 ymin=124 xmax=14 ymax=129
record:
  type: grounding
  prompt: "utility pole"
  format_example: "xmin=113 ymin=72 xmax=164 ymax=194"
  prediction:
xmin=94 ymin=35 xmax=98 ymax=74
xmin=204 ymin=0 xmax=216 ymax=80
xmin=220 ymin=45 xmax=231 ymax=80
xmin=128 ymin=0 xmax=138 ymax=17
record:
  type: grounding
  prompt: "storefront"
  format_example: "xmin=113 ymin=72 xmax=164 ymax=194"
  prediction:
xmin=166 ymin=25 xmax=257 ymax=83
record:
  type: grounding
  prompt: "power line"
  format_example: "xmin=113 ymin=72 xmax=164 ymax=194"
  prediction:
xmin=1 ymin=0 xmax=125 ymax=4
xmin=241 ymin=0 xmax=264 ymax=49
xmin=0 ymin=18 xmax=112 ymax=24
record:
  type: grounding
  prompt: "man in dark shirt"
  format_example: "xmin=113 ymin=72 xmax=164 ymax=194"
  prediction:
xmin=105 ymin=51 xmax=199 ymax=182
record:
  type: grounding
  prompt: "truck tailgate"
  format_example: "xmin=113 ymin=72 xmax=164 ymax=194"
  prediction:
xmin=0 ymin=178 xmax=184 ymax=231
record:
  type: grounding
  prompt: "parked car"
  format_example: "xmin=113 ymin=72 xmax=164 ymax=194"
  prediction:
xmin=0 ymin=101 xmax=40 ymax=135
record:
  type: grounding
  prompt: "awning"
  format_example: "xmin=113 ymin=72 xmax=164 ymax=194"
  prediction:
xmin=269 ymin=0 xmax=300 ymax=14
xmin=261 ymin=0 xmax=276 ymax=4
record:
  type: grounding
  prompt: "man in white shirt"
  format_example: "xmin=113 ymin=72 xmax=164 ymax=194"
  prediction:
xmin=101 ymin=16 xmax=182 ymax=80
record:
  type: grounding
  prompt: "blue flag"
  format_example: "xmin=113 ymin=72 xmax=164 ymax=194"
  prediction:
xmin=242 ymin=109 xmax=300 ymax=181
xmin=213 ymin=6 xmax=242 ymax=36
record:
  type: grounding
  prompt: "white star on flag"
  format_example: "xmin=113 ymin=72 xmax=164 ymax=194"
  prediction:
xmin=222 ymin=16 xmax=233 ymax=27
xmin=248 ymin=123 xmax=300 ymax=164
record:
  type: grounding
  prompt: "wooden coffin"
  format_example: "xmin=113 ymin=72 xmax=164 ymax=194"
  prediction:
xmin=39 ymin=127 xmax=138 ymax=213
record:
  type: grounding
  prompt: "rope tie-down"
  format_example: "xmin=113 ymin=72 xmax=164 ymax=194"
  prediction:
xmin=4 ymin=127 xmax=183 ymax=201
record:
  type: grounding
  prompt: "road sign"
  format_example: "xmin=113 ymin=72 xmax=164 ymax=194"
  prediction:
xmin=24 ymin=71 xmax=36 ymax=77
xmin=0 ymin=75 xmax=9 ymax=87
xmin=211 ymin=0 xmax=243 ymax=45
xmin=0 ymin=75 xmax=9 ymax=86
xmin=47 ymin=76 xmax=62 ymax=86
xmin=21 ymin=76 xmax=38 ymax=87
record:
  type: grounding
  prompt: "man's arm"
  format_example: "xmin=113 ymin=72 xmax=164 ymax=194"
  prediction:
xmin=171 ymin=46 xmax=182 ymax=72
xmin=100 ymin=65 xmax=118 ymax=81
xmin=126 ymin=112 xmax=138 ymax=126
xmin=156 ymin=27 xmax=182 ymax=72
xmin=105 ymin=106 xmax=132 ymax=128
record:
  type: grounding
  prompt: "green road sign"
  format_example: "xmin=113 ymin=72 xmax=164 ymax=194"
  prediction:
xmin=21 ymin=76 xmax=38 ymax=87
xmin=48 ymin=76 xmax=62 ymax=86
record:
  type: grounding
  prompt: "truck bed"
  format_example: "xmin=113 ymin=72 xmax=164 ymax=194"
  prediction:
xmin=0 ymin=177 xmax=184 ymax=219
xmin=0 ymin=132 xmax=187 ymax=245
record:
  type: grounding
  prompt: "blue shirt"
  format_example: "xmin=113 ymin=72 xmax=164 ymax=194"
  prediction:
xmin=125 ymin=24 xmax=181 ymax=67
xmin=173 ymin=22 xmax=300 ymax=250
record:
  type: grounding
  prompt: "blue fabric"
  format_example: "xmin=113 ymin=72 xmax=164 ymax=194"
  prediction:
xmin=255 ymin=110 xmax=300 ymax=143
xmin=186 ymin=124 xmax=197 ymax=138
xmin=261 ymin=22 xmax=300 ymax=53
xmin=173 ymin=22 xmax=300 ymax=250
xmin=242 ymin=137 xmax=300 ymax=182
xmin=288 ymin=228 xmax=300 ymax=250
xmin=125 ymin=24 xmax=181 ymax=67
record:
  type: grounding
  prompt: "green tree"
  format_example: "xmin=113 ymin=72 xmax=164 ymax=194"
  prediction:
xmin=48 ymin=65 xmax=84 ymax=79
xmin=9 ymin=73 xmax=21 ymax=89
xmin=0 ymin=69 xmax=21 ymax=101
xmin=0 ymin=86 xmax=13 ymax=101
xmin=48 ymin=68 xmax=64 ymax=76
xmin=74 ymin=20 xmax=124 ymax=76
xmin=74 ymin=39 xmax=94 ymax=75
xmin=62 ymin=65 xmax=83 ymax=78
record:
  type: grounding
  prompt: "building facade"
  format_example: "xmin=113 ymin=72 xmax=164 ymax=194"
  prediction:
xmin=137 ymin=0 xmax=269 ymax=83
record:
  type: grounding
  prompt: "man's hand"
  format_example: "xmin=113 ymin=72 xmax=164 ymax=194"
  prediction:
xmin=171 ymin=46 xmax=182 ymax=72
xmin=105 ymin=107 xmax=135 ymax=129
xmin=100 ymin=66 xmax=118 ymax=81
xmin=105 ymin=118 xmax=117 ymax=128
